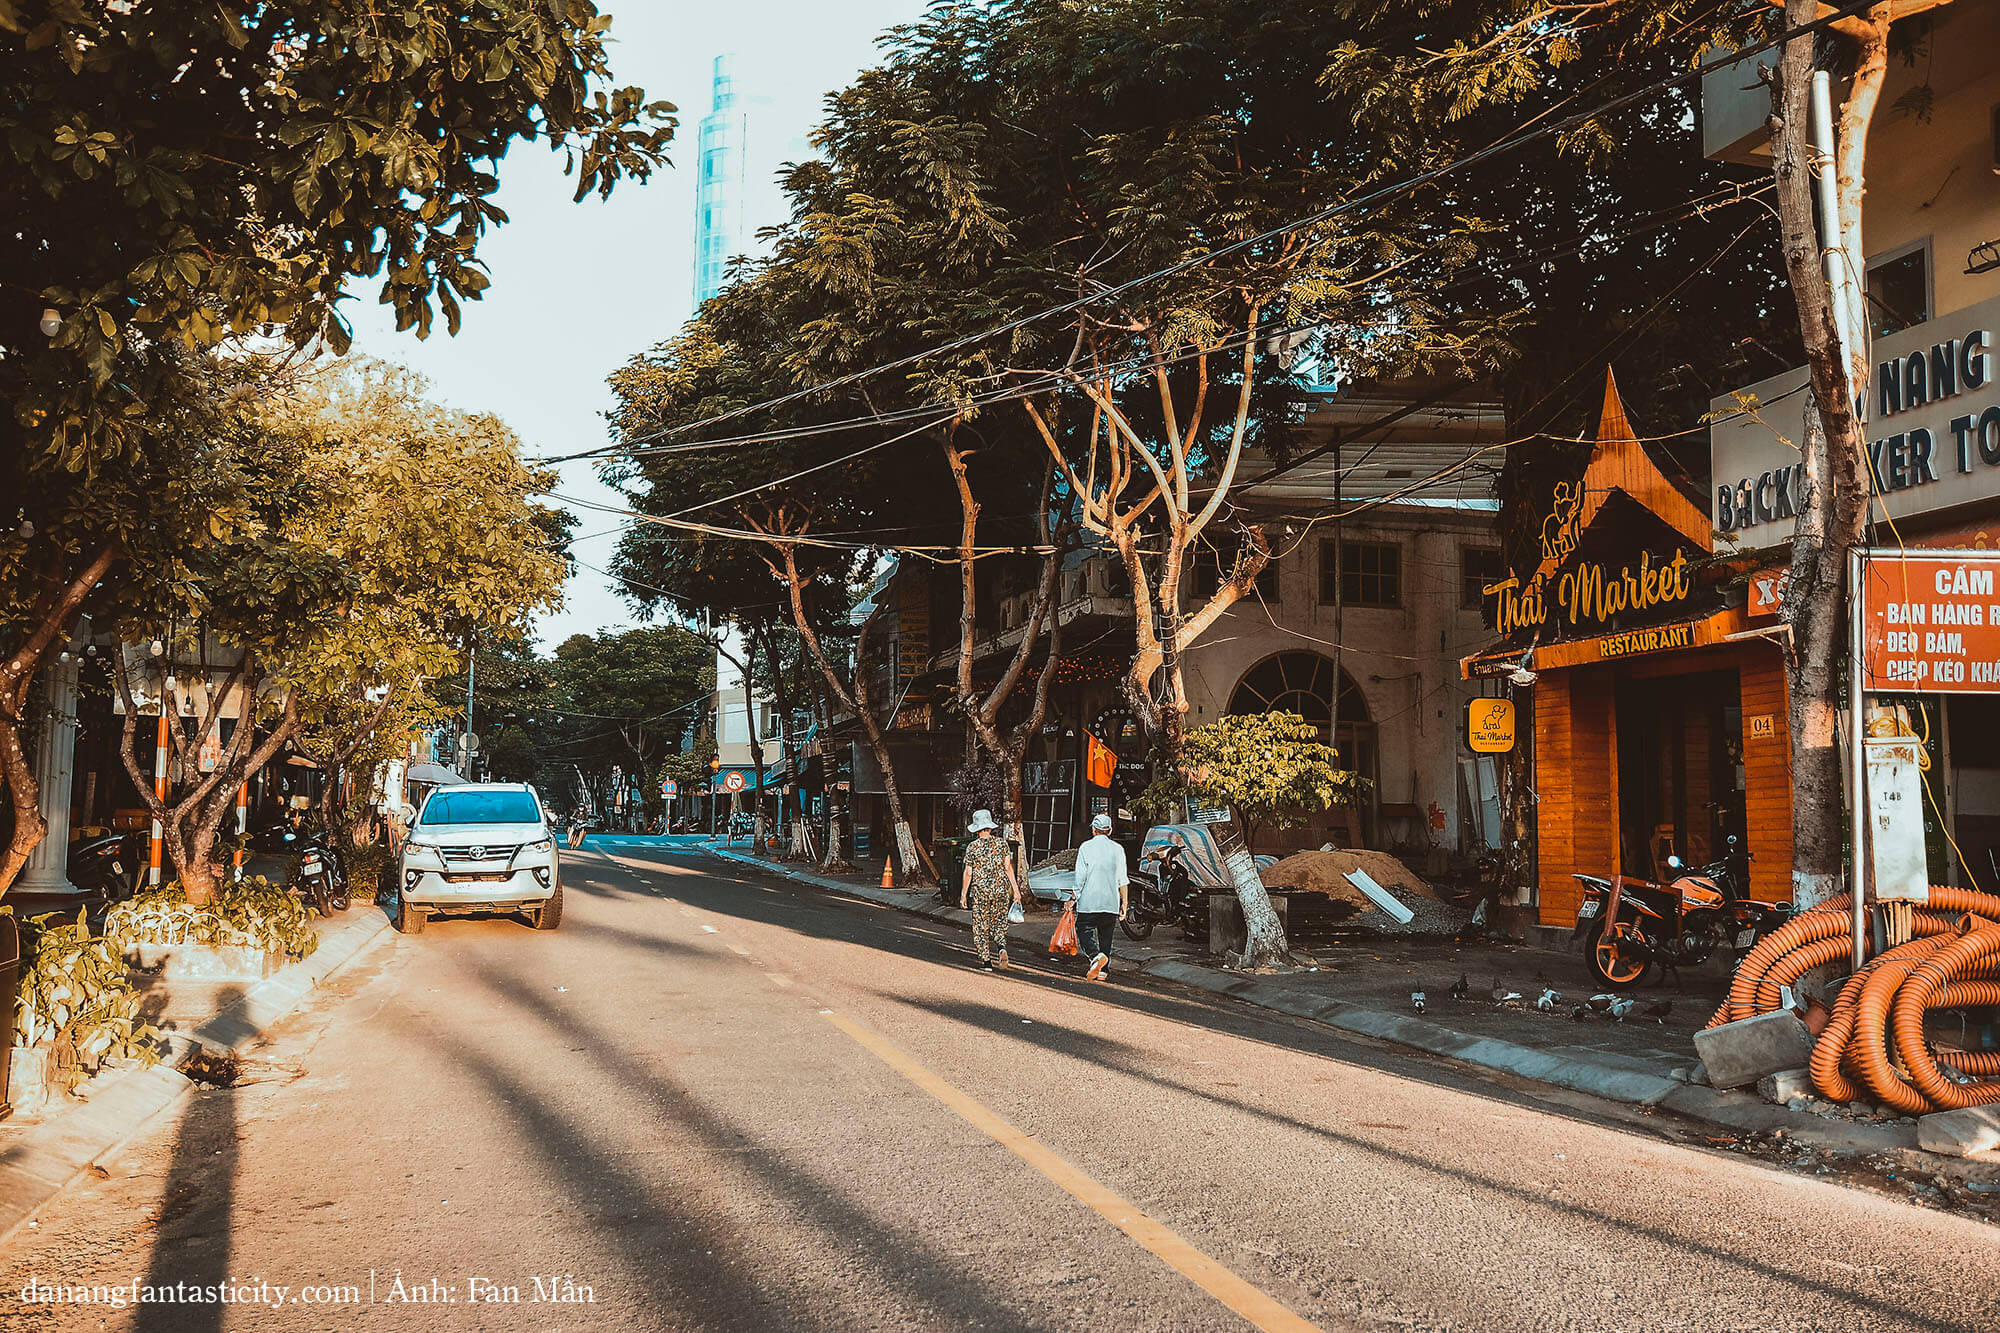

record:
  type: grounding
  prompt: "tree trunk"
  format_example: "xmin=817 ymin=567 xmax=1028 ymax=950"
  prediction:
xmin=114 ymin=654 xmax=299 ymax=904
xmin=1771 ymin=0 xmax=1880 ymax=909
xmin=0 ymin=542 xmax=120 ymax=897
xmin=769 ymin=544 xmax=930 ymax=884
xmin=1216 ymin=821 xmax=1290 ymax=970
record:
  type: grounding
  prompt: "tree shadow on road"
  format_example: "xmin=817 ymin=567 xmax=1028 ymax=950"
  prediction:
xmin=426 ymin=965 xmax=1068 ymax=1333
xmin=132 ymin=985 xmax=246 ymax=1333
xmin=895 ymin=993 xmax=1987 ymax=1333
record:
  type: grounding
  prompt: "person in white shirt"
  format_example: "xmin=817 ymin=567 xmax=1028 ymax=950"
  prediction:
xmin=1070 ymin=813 xmax=1129 ymax=980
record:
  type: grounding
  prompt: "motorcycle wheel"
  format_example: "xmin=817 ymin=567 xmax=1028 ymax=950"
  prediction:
xmin=1120 ymin=913 xmax=1156 ymax=941
xmin=1585 ymin=917 xmax=1653 ymax=987
xmin=330 ymin=890 xmax=351 ymax=912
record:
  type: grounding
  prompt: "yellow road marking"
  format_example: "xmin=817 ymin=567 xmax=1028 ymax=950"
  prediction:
xmin=821 ymin=1010 xmax=1330 ymax=1333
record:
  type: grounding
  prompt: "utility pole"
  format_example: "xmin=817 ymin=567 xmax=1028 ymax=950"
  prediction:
xmin=463 ymin=626 xmax=477 ymax=780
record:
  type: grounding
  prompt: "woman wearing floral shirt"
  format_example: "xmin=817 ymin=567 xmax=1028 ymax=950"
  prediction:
xmin=958 ymin=809 xmax=1022 ymax=969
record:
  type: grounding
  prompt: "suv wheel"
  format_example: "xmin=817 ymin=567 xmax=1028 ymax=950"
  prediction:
xmin=533 ymin=885 xmax=564 ymax=932
xmin=396 ymin=898 xmax=428 ymax=935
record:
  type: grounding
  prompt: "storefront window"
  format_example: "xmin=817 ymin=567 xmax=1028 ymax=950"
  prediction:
xmin=1865 ymin=243 xmax=1931 ymax=339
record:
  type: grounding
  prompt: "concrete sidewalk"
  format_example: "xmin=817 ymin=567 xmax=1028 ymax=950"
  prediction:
xmin=695 ymin=842 xmax=1964 ymax=1168
xmin=0 ymin=905 xmax=394 ymax=1248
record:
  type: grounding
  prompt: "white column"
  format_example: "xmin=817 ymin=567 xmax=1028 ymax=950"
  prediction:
xmin=18 ymin=656 xmax=80 ymax=891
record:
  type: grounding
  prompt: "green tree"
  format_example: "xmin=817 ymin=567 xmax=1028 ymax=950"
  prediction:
xmin=0 ymin=1 xmax=672 ymax=898
xmin=1140 ymin=712 xmax=1370 ymax=859
xmin=111 ymin=357 xmax=566 ymax=901
xmin=1325 ymin=0 xmax=1950 ymax=904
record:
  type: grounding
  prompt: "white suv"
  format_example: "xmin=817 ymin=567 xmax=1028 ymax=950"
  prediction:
xmin=397 ymin=783 xmax=562 ymax=934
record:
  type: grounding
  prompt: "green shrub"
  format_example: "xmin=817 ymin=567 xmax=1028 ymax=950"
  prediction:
xmin=105 ymin=877 xmax=319 ymax=960
xmin=12 ymin=909 xmax=161 ymax=1068
xmin=343 ymin=842 xmax=392 ymax=902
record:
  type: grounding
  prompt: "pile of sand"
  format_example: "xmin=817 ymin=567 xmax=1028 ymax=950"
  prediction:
xmin=1259 ymin=848 xmax=1438 ymax=904
xmin=1030 ymin=847 xmax=1078 ymax=873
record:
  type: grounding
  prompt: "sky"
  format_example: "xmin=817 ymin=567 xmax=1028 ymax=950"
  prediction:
xmin=347 ymin=1 xmax=928 ymax=648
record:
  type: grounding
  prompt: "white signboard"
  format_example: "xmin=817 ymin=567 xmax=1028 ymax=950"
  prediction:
xmin=1709 ymin=292 xmax=2000 ymax=551
xmin=1863 ymin=736 xmax=1930 ymax=902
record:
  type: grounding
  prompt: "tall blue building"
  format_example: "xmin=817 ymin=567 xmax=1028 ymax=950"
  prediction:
xmin=693 ymin=54 xmax=748 ymax=308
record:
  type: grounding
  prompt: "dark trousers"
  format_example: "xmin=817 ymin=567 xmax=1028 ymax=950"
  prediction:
xmin=1076 ymin=912 xmax=1118 ymax=962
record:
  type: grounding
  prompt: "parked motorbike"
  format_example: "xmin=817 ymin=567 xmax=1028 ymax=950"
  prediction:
xmin=1121 ymin=843 xmax=1208 ymax=941
xmin=66 ymin=830 xmax=141 ymax=903
xmin=1572 ymin=836 xmax=1790 ymax=986
xmin=281 ymin=827 xmax=350 ymax=917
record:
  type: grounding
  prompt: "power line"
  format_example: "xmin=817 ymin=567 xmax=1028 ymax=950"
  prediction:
xmin=579 ymin=4 xmax=1866 ymax=457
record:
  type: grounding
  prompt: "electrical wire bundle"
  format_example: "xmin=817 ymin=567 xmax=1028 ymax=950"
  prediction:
xmin=1708 ymin=888 xmax=2000 ymax=1114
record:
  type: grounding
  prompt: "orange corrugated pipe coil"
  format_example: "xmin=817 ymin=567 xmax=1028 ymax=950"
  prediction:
xmin=1706 ymin=886 xmax=2000 ymax=1115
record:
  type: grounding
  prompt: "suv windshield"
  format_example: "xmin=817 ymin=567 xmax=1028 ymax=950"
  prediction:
xmin=419 ymin=790 xmax=542 ymax=826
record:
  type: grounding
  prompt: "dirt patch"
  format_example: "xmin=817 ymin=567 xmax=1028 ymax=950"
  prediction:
xmin=1260 ymin=849 xmax=1438 ymax=904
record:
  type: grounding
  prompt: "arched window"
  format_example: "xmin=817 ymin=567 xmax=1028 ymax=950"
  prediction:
xmin=1227 ymin=652 xmax=1370 ymax=734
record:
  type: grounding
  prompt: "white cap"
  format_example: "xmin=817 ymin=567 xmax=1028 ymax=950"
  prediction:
xmin=1091 ymin=813 xmax=1113 ymax=832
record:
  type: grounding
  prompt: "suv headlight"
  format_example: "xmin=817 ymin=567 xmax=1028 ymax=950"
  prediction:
xmin=403 ymin=842 xmax=445 ymax=869
xmin=521 ymin=838 xmax=554 ymax=857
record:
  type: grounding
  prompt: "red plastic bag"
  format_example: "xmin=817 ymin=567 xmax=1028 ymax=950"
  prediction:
xmin=1049 ymin=903 xmax=1079 ymax=956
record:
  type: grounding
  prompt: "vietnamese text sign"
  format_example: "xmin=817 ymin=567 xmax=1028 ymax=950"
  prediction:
xmin=1861 ymin=552 xmax=2000 ymax=692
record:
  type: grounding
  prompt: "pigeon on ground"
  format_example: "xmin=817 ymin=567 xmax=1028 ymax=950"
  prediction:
xmin=1569 ymin=1004 xmax=1590 ymax=1021
xmin=1535 ymin=988 xmax=1561 ymax=1012
xmin=1410 ymin=991 xmax=1427 ymax=1014
xmin=1586 ymin=993 xmax=1619 ymax=1013
xmin=1643 ymin=998 xmax=1674 ymax=1022
xmin=1609 ymin=997 xmax=1636 ymax=1022
xmin=1449 ymin=973 xmax=1468 ymax=1003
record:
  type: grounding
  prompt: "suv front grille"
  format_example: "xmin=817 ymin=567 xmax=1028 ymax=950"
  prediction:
xmin=440 ymin=844 xmax=519 ymax=861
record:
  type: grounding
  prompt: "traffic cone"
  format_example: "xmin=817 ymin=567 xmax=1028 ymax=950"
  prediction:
xmin=881 ymin=859 xmax=895 ymax=889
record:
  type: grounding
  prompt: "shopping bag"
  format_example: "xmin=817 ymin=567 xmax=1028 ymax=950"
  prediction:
xmin=1007 ymin=901 xmax=1026 ymax=925
xmin=1049 ymin=904 xmax=1079 ymax=956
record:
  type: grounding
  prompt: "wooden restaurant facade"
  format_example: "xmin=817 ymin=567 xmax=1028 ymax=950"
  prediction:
xmin=1463 ymin=374 xmax=1794 ymax=927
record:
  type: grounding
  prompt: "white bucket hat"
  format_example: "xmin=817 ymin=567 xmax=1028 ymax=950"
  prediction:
xmin=967 ymin=809 xmax=998 ymax=833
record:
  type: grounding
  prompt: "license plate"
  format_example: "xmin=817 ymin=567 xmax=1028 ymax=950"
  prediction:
xmin=1734 ymin=928 xmax=1758 ymax=949
xmin=301 ymin=856 xmax=322 ymax=872
xmin=1577 ymin=899 xmax=1600 ymax=918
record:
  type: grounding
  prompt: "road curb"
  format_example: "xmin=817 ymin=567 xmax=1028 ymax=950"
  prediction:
xmin=0 ymin=906 xmax=395 ymax=1250
xmin=696 ymin=843 xmax=1935 ymax=1157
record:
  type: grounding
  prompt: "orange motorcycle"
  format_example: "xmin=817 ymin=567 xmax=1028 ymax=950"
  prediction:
xmin=1570 ymin=838 xmax=1791 ymax=987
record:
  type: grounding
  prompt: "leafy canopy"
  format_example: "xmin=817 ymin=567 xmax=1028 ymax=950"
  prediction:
xmin=1140 ymin=711 xmax=1366 ymax=835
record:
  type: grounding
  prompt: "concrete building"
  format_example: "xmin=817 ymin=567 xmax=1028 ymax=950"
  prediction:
xmin=1702 ymin=4 xmax=2000 ymax=893
xmin=692 ymin=54 xmax=749 ymax=308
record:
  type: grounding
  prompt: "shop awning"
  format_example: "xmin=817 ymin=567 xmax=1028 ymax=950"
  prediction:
xmin=406 ymin=762 xmax=466 ymax=786
xmin=1461 ymin=606 xmax=1755 ymax=679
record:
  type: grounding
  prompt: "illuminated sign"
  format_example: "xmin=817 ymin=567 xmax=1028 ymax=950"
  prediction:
xmin=1465 ymin=698 xmax=1516 ymax=753
xmin=1485 ymin=546 xmax=1694 ymax=635
xmin=1596 ymin=622 xmax=1697 ymax=660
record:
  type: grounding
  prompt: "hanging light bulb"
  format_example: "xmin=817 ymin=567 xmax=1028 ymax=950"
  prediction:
xmin=164 ymin=674 xmax=178 ymax=692
xmin=39 ymin=308 xmax=61 ymax=337
xmin=16 ymin=519 xmax=32 ymax=539
xmin=149 ymin=639 xmax=164 ymax=656
xmin=57 ymin=650 xmax=71 ymax=663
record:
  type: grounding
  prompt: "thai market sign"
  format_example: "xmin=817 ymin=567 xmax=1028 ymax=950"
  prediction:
xmin=1710 ymin=294 xmax=2000 ymax=550
xmin=1860 ymin=551 xmax=2000 ymax=692
xmin=1482 ymin=478 xmax=1695 ymax=635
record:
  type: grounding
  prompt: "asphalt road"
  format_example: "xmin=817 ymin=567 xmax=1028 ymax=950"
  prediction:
xmin=3 ymin=838 xmax=1995 ymax=1333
